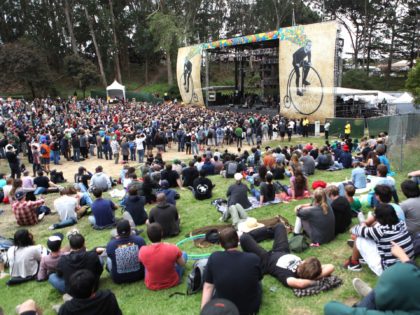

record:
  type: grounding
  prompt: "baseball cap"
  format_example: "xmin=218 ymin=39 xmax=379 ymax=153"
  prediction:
xmin=116 ymin=220 xmax=131 ymax=237
xmin=15 ymin=190 xmax=26 ymax=201
xmin=201 ymin=299 xmax=239 ymax=315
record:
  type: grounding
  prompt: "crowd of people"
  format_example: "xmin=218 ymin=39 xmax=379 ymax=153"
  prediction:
xmin=0 ymin=97 xmax=419 ymax=315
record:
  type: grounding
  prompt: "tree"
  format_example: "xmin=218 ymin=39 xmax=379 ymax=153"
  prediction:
xmin=64 ymin=54 xmax=99 ymax=97
xmin=0 ymin=39 xmax=52 ymax=98
xmin=148 ymin=12 xmax=182 ymax=85
xmin=405 ymin=60 xmax=420 ymax=105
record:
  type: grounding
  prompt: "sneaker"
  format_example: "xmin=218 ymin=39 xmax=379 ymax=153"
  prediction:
xmin=48 ymin=224 xmax=55 ymax=230
xmin=303 ymin=80 xmax=311 ymax=86
xmin=359 ymin=258 xmax=367 ymax=264
xmin=353 ymin=278 xmax=372 ymax=297
xmin=52 ymin=304 xmax=61 ymax=313
xmin=347 ymin=239 xmax=354 ymax=248
xmin=38 ymin=212 xmax=45 ymax=221
xmin=62 ymin=293 xmax=73 ymax=302
xmin=297 ymin=90 xmax=304 ymax=96
xmin=343 ymin=257 xmax=362 ymax=271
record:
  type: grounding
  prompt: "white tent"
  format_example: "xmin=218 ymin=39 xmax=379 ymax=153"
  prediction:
xmin=106 ymin=80 xmax=126 ymax=101
xmin=390 ymin=92 xmax=413 ymax=104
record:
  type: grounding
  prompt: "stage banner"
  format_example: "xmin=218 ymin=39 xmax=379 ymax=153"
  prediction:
xmin=176 ymin=45 xmax=205 ymax=106
xmin=279 ymin=21 xmax=338 ymax=122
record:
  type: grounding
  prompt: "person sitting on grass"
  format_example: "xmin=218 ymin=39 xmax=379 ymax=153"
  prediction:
xmin=201 ymin=227 xmax=263 ymax=315
xmin=326 ymin=185 xmax=352 ymax=235
xmin=408 ymin=170 xmax=420 ymax=185
xmin=399 ymin=180 xmax=420 ymax=252
xmin=160 ymin=164 xmax=184 ymax=189
xmin=293 ymin=188 xmax=335 ymax=245
xmin=51 ymin=232 xmax=103 ymax=294
xmin=138 ymin=223 xmax=187 ymax=291
xmin=373 ymin=184 xmax=405 ymax=222
xmin=343 ymin=203 xmax=413 ymax=276
xmin=14 ymin=299 xmax=43 ymax=315
xmin=325 ymin=242 xmax=420 ymax=315
xmin=106 ymin=220 xmax=146 ymax=284
xmin=7 ymin=229 xmax=42 ymax=282
xmin=345 ymin=185 xmax=362 ymax=217
xmin=123 ymin=186 xmax=148 ymax=226
xmin=88 ymin=188 xmax=117 ymax=229
xmin=159 ymin=180 xmax=179 ymax=205
xmin=192 ymin=170 xmax=215 ymax=201
xmin=241 ymin=223 xmax=335 ymax=289
xmin=49 ymin=187 xmax=88 ymax=230
xmin=182 ymin=161 xmax=199 ymax=188
xmin=12 ymin=190 xmax=47 ymax=226
xmin=89 ymin=166 xmax=112 ymax=193
xmin=33 ymin=170 xmax=59 ymax=195
xmin=148 ymin=193 xmax=180 ymax=238
xmin=227 ymin=173 xmax=252 ymax=210
xmin=37 ymin=234 xmax=65 ymax=281
xmin=58 ymin=269 xmax=122 ymax=315
xmin=288 ymin=168 xmax=310 ymax=200
xmin=369 ymin=164 xmax=399 ymax=207
xmin=251 ymin=172 xmax=276 ymax=205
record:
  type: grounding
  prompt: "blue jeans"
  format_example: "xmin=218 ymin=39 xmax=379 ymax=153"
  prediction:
xmin=356 ymin=291 xmax=376 ymax=309
xmin=80 ymin=192 xmax=93 ymax=207
xmin=34 ymin=187 xmax=47 ymax=195
xmin=251 ymin=188 xmax=261 ymax=200
xmin=191 ymin=142 xmax=199 ymax=155
xmin=175 ymin=252 xmax=188 ymax=283
xmin=73 ymin=148 xmax=80 ymax=162
xmin=52 ymin=151 xmax=60 ymax=165
xmin=137 ymin=150 xmax=144 ymax=163
xmin=52 ymin=217 xmax=77 ymax=229
xmin=49 ymin=273 xmax=65 ymax=294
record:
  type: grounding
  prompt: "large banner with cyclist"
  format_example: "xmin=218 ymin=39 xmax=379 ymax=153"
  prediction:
xmin=176 ymin=46 xmax=205 ymax=105
xmin=279 ymin=21 xmax=338 ymax=122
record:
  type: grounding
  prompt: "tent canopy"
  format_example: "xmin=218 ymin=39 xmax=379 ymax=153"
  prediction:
xmin=391 ymin=92 xmax=413 ymax=104
xmin=106 ymin=80 xmax=126 ymax=100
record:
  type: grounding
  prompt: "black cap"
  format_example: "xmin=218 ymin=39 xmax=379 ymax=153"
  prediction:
xmin=117 ymin=220 xmax=131 ymax=237
xmin=201 ymin=299 xmax=239 ymax=315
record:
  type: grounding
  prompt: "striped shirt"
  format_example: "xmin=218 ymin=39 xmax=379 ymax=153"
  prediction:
xmin=352 ymin=221 xmax=414 ymax=269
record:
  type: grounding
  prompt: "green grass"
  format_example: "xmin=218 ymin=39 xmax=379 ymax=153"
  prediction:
xmin=0 ymin=136 xmax=416 ymax=315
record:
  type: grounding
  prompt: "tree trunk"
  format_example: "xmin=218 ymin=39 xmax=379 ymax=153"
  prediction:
xmin=109 ymin=0 xmax=122 ymax=83
xmin=64 ymin=0 xmax=78 ymax=55
xmin=84 ymin=6 xmax=107 ymax=87
xmin=166 ymin=52 xmax=173 ymax=85
xmin=145 ymin=56 xmax=149 ymax=85
xmin=386 ymin=24 xmax=395 ymax=80
xmin=272 ymin=0 xmax=280 ymax=29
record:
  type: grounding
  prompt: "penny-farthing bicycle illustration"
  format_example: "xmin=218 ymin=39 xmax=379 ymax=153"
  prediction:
xmin=283 ymin=61 xmax=324 ymax=115
xmin=179 ymin=72 xmax=199 ymax=104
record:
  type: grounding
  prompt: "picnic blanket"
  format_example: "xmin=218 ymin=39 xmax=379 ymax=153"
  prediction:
xmin=293 ymin=275 xmax=343 ymax=297
xmin=213 ymin=197 xmax=281 ymax=214
xmin=109 ymin=189 xmax=126 ymax=199
xmin=188 ymin=215 xmax=294 ymax=248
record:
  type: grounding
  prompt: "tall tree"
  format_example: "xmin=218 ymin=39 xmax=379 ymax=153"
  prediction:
xmin=64 ymin=0 xmax=78 ymax=55
xmin=83 ymin=5 xmax=107 ymax=87
xmin=108 ymin=0 xmax=122 ymax=83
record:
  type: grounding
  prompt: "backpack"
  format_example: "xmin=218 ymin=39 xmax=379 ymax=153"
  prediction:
xmin=288 ymin=234 xmax=309 ymax=253
xmin=40 ymin=146 xmax=47 ymax=155
xmin=186 ymin=259 xmax=208 ymax=295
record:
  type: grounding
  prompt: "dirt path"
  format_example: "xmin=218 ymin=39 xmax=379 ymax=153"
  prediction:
xmin=51 ymin=142 xmax=259 ymax=181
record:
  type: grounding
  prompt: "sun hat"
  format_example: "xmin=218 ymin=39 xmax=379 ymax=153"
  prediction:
xmin=237 ymin=217 xmax=264 ymax=233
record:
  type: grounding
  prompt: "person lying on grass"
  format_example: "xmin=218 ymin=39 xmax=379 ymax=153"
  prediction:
xmin=240 ymin=223 xmax=335 ymax=289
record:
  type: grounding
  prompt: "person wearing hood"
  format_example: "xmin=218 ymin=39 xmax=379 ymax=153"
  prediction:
xmin=50 ymin=232 xmax=103 ymax=294
xmin=148 ymin=193 xmax=180 ymax=238
xmin=324 ymin=242 xmax=420 ymax=315
xmin=123 ymin=186 xmax=148 ymax=226
xmin=57 ymin=269 xmax=122 ymax=315
xmin=159 ymin=180 xmax=179 ymax=206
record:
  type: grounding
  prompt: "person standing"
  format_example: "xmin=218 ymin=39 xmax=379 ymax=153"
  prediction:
xmin=111 ymin=137 xmax=120 ymax=165
xmin=135 ymin=133 xmax=146 ymax=163
xmin=5 ymin=144 xmax=21 ymax=179
xmin=235 ymin=125 xmax=243 ymax=148
xmin=344 ymin=121 xmax=351 ymax=139
xmin=324 ymin=121 xmax=330 ymax=140
xmin=201 ymin=227 xmax=262 ymax=315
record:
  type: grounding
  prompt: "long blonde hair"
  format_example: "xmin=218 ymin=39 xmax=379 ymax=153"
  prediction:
xmin=313 ymin=188 xmax=329 ymax=215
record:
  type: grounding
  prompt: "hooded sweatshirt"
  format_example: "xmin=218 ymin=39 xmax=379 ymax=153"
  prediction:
xmin=58 ymin=290 xmax=122 ymax=315
xmin=324 ymin=262 xmax=420 ymax=315
xmin=56 ymin=249 xmax=103 ymax=293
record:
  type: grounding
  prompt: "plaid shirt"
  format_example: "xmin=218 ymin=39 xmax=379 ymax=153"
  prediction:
xmin=12 ymin=199 xmax=44 ymax=226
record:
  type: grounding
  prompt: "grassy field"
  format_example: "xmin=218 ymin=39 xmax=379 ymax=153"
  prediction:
xmin=0 ymin=136 xmax=416 ymax=315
